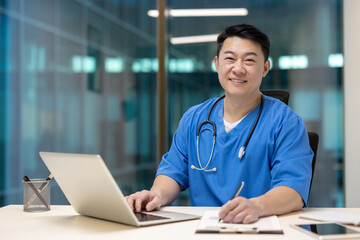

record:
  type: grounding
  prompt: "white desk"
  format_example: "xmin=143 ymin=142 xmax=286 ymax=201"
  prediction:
xmin=1 ymin=205 xmax=360 ymax=240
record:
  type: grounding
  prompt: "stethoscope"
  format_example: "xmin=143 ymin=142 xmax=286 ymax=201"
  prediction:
xmin=191 ymin=94 xmax=264 ymax=172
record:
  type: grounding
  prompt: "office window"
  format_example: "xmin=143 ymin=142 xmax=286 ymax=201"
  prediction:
xmin=166 ymin=0 xmax=343 ymax=207
xmin=0 ymin=0 xmax=157 ymax=205
xmin=1 ymin=0 xmax=343 ymax=208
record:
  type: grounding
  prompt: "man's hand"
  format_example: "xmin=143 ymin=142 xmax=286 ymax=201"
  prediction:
xmin=219 ymin=186 xmax=303 ymax=224
xmin=219 ymin=197 xmax=261 ymax=224
xmin=125 ymin=175 xmax=181 ymax=212
xmin=125 ymin=190 xmax=162 ymax=212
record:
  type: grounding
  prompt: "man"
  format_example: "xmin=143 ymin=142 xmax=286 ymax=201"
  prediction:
xmin=126 ymin=24 xmax=313 ymax=224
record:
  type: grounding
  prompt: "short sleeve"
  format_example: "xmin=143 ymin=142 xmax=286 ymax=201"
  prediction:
xmin=270 ymin=116 xmax=313 ymax=204
xmin=156 ymin=109 xmax=193 ymax=190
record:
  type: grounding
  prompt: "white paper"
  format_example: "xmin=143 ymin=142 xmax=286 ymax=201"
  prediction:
xmin=300 ymin=210 xmax=360 ymax=226
xmin=196 ymin=210 xmax=282 ymax=233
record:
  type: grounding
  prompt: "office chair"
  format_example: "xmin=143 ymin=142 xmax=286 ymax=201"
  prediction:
xmin=261 ymin=89 xmax=290 ymax=105
xmin=307 ymin=131 xmax=319 ymax=196
xmin=262 ymin=90 xmax=319 ymax=200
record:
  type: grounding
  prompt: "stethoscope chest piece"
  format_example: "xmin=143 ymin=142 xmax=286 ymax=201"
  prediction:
xmin=238 ymin=146 xmax=245 ymax=159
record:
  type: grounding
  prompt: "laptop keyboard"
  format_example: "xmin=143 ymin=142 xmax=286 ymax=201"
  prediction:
xmin=134 ymin=212 xmax=170 ymax=222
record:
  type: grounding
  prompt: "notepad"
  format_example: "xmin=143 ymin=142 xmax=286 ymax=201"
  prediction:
xmin=195 ymin=210 xmax=283 ymax=234
xmin=300 ymin=210 xmax=360 ymax=226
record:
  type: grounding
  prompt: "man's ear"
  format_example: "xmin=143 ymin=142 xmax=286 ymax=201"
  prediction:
xmin=214 ymin=56 xmax=219 ymax=72
xmin=262 ymin=60 xmax=270 ymax=77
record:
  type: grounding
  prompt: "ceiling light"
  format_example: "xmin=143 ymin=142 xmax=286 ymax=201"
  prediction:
xmin=148 ymin=8 xmax=248 ymax=18
xmin=170 ymin=34 xmax=219 ymax=45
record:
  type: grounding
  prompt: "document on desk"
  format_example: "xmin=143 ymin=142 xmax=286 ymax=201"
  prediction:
xmin=195 ymin=211 xmax=283 ymax=234
xmin=300 ymin=210 xmax=360 ymax=226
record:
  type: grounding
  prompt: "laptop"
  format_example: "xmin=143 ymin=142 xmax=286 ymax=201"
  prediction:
xmin=39 ymin=152 xmax=200 ymax=227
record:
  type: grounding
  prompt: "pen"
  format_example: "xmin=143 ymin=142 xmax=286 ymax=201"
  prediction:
xmin=231 ymin=181 xmax=245 ymax=199
xmin=219 ymin=181 xmax=245 ymax=222
xmin=24 ymin=174 xmax=53 ymax=208
xmin=23 ymin=176 xmax=49 ymax=209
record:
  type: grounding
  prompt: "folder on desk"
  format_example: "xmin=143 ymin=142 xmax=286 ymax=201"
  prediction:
xmin=300 ymin=210 xmax=360 ymax=226
xmin=195 ymin=211 xmax=283 ymax=234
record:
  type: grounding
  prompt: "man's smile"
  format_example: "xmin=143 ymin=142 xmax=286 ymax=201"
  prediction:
xmin=229 ymin=78 xmax=247 ymax=83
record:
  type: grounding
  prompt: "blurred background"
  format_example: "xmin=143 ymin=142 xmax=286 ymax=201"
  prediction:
xmin=0 ymin=0 xmax=343 ymax=207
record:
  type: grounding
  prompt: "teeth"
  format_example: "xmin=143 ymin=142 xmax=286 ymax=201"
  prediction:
xmin=231 ymin=79 xmax=245 ymax=83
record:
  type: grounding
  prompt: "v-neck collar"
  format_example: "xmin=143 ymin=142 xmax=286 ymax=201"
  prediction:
xmin=213 ymin=98 xmax=262 ymax=143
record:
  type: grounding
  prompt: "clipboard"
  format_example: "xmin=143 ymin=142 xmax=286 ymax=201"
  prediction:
xmin=195 ymin=211 xmax=283 ymax=234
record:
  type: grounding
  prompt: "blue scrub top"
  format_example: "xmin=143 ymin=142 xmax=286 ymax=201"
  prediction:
xmin=156 ymin=95 xmax=313 ymax=206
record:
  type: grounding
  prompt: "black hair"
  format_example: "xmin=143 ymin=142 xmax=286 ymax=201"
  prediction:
xmin=216 ymin=24 xmax=270 ymax=61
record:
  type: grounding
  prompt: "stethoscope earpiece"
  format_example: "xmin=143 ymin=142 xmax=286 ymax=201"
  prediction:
xmin=191 ymin=165 xmax=216 ymax=172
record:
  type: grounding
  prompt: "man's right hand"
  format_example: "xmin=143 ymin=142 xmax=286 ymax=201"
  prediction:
xmin=125 ymin=190 xmax=162 ymax=212
xmin=125 ymin=175 xmax=181 ymax=212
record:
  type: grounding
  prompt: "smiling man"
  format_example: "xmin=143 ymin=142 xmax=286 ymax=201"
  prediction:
xmin=126 ymin=24 xmax=313 ymax=224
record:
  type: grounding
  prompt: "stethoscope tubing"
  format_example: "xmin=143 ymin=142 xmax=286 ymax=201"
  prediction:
xmin=242 ymin=95 xmax=264 ymax=151
xmin=193 ymin=94 xmax=264 ymax=172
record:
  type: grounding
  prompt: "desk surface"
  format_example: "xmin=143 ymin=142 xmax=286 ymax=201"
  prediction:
xmin=1 ymin=205 xmax=360 ymax=240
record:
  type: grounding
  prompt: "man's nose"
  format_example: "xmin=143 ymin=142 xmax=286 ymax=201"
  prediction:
xmin=232 ymin=60 xmax=246 ymax=74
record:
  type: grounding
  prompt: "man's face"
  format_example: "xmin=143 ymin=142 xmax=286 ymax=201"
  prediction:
xmin=214 ymin=37 xmax=270 ymax=99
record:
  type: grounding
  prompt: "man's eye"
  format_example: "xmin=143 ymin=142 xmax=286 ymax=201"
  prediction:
xmin=225 ymin=57 xmax=234 ymax=60
xmin=246 ymin=59 xmax=255 ymax=62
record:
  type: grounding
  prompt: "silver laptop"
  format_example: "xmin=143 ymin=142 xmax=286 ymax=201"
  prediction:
xmin=39 ymin=152 xmax=199 ymax=227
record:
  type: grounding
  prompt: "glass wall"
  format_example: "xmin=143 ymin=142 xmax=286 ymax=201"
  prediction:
xmin=0 ymin=0 xmax=157 ymax=205
xmin=166 ymin=0 xmax=343 ymax=207
xmin=0 ymin=0 xmax=344 ymax=208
